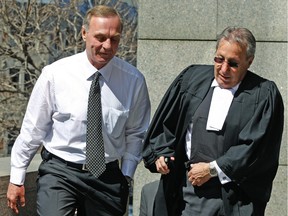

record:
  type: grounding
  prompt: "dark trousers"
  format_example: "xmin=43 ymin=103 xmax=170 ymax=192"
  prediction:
xmin=181 ymin=171 xmax=266 ymax=216
xmin=36 ymin=154 xmax=129 ymax=216
xmin=181 ymin=171 xmax=224 ymax=216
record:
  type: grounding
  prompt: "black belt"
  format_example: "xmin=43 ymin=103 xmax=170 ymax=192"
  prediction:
xmin=41 ymin=148 xmax=119 ymax=171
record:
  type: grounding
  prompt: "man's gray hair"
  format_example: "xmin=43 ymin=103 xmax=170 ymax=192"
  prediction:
xmin=216 ymin=27 xmax=256 ymax=59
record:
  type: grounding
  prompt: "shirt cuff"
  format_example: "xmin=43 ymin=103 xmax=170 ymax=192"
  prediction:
xmin=10 ymin=167 xmax=26 ymax=185
xmin=212 ymin=161 xmax=231 ymax=184
xmin=121 ymin=159 xmax=137 ymax=179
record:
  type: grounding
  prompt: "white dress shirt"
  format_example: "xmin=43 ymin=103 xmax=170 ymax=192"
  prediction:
xmin=186 ymin=79 xmax=239 ymax=184
xmin=10 ymin=51 xmax=151 ymax=185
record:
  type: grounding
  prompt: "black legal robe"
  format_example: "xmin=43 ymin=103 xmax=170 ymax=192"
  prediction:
xmin=142 ymin=65 xmax=284 ymax=215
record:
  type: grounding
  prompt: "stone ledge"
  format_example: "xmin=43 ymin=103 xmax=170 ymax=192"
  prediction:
xmin=0 ymin=154 xmax=41 ymax=216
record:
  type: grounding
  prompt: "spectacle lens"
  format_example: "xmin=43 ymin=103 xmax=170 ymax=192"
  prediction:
xmin=214 ymin=57 xmax=238 ymax=68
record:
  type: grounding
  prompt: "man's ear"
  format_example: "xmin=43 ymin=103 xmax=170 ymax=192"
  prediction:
xmin=248 ymin=56 xmax=254 ymax=67
xmin=81 ymin=26 xmax=87 ymax=41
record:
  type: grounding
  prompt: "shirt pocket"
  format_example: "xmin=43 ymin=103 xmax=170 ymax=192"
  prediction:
xmin=53 ymin=112 xmax=71 ymax=122
xmin=104 ymin=108 xmax=129 ymax=138
xmin=52 ymin=112 xmax=72 ymax=137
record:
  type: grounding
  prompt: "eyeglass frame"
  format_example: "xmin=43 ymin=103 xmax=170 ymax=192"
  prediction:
xmin=214 ymin=56 xmax=239 ymax=68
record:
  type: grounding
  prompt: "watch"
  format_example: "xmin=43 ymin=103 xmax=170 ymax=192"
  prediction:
xmin=209 ymin=162 xmax=218 ymax=177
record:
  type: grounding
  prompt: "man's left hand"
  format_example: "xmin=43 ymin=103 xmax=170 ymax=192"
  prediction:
xmin=187 ymin=162 xmax=211 ymax=186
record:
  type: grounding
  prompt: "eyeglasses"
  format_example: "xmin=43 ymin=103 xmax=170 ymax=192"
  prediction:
xmin=214 ymin=57 xmax=239 ymax=68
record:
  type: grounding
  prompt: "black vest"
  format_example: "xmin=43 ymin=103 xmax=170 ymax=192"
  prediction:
xmin=190 ymin=87 xmax=226 ymax=162
xmin=190 ymin=86 xmax=224 ymax=198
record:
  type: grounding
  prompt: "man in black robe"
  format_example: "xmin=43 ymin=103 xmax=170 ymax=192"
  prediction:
xmin=142 ymin=27 xmax=284 ymax=216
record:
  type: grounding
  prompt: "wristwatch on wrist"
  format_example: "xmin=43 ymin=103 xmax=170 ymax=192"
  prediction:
xmin=209 ymin=162 xmax=218 ymax=177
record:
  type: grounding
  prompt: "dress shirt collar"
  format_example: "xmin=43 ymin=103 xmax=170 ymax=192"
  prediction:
xmin=83 ymin=50 xmax=114 ymax=82
xmin=211 ymin=79 xmax=240 ymax=94
xmin=82 ymin=51 xmax=98 ymax=80
xmin=98 ymin=58 xmax=113 ymax=82
xmin=206 ymin=79 xmax=240 ymax=131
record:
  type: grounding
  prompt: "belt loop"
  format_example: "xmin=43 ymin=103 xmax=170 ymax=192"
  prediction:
xmin=41 ymin=147 xmax=52 ymax=161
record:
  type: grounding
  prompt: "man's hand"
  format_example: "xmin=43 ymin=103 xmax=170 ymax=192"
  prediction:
xmin=155 ymin=156 xmax=175 ymax=175
xmin=187 ymin=162 xmax=211 ymax=186
xmin=7 ymin=183 xmax=25 ymax=214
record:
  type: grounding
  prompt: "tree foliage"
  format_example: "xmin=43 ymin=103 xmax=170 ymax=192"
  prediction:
xmin=0 ymin=0 xmax=138 ymax=155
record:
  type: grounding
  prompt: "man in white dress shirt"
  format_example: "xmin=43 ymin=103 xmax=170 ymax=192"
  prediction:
xmin=7 ymin=5 xmax=150 ymax=216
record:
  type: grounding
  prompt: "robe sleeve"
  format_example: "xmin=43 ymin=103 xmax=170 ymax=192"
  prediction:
xmin=142 ymin=70 xmax=188 ymax=172
xmin=216 ymin=80 xmax=284 ymax=202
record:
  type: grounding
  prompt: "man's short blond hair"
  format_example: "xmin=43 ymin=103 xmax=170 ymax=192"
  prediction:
xmin=83 ymin=5 xmax=123 ymax=32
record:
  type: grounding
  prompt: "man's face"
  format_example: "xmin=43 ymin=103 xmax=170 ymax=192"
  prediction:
xmin=214 ymin=39 xmax=254 ymax=89
xmin=82 ymin=15 xmax=121 ymax=69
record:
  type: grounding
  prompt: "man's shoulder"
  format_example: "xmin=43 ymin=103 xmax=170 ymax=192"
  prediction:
xmin=182 ymin=64 xmax=214 ymax=77
xmin=49 ymin=52 xmax=83 ymax=66
xmin=41 ymin=52 xmax=86 ymax=78
xmin=160 ymin=64 xmax=213 ymax=101
xmin=111 ymin=56 xmax=144 ymax=79
xmin=43 ymin=52 xmax=83 ymax=73
xmin=112 ymin=56 xmax=137 ymax=70
xmin=242 ymin=71 xmax=279 ymax=93
xmin=176 ymin=64 xmax=214 ymax=88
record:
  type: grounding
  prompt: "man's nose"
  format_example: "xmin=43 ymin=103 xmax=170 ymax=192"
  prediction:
xmin=103 ymin=39 xmax=112 ymax=49
xmin=220 ymin=61 xmax=230 ymax=72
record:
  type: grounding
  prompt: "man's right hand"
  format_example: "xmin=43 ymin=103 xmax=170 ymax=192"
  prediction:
xmin=7 ymin=182 xmax=26 ymax=214
xmin=155 ymin=156 xmax=175 ymax=175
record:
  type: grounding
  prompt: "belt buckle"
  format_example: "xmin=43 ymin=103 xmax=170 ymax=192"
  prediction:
xmin=82 ymin=164 xmax=88 ymax=171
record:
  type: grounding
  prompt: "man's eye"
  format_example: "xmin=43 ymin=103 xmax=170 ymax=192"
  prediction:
xmin=111 ymin=37 xmax=120 ymax=42
xmin=96 ymin=36 xmax=106 ymax=42
xmin=214 ymin=57 xmax=239 ymax=68
xmin=228 ymin=61 xmax=238 ymax=68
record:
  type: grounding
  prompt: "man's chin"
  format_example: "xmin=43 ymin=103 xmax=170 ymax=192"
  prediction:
xmin=94 ymin=58 xmax=112 ymax=68
xmin=217 ymin=80 xmax=231 ymax=89
xmin=99 ymin=55 xmax=113 ymax=62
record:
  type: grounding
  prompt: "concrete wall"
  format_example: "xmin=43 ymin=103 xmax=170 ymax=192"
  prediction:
xmin=134 ymin=0 xmax=287 ymax=215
